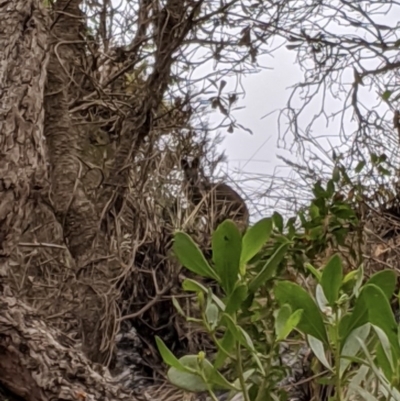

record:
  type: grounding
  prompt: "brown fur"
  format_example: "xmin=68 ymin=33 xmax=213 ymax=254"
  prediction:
xmin=180 ymin=157 xmax=249 ymax=231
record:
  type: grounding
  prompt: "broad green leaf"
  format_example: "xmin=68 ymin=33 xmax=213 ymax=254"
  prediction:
xmin=341 ymin=286 xmax=369 ymax=342
xmin=241 ymin=217 xmax=273 ymax=265
xmin=332 ymin=166 xmax=340 ymax=182
xmin=398 ymin=323 xmax=400 ymax=349
xmin=372 ymin=325 xmax=394 ymax=372
xmin=248 ymin=242 xmax=290 ymax=293
xmin=274 ymin=305 xmax=303 ymax=341
xmin=156 ymin=336 xmax=193 ymax=372
xmin=274 ymin=304 xmax=291 ymax=338
xmin=357 ymin=339 xmax=399 ymax=396
xmin=362 ymin=284 xmax=400 ymax=358
xmin=182 ymin=278 xmax=208 ymax=293
xmin=340 ymin=324 xmax=370 ymax=377
xmin=205 ymin=303 xmax=219 ymax=330
xmin=308 ymin=335 xmax=332 ymax=370
xmin=342 ymin=270 xmax=358 ymax=294
xmin=365 ymin=270 xmax=396 ymax=301
xmin=273 ymin=212 xmax=284 ymax=233
xmin=320 ymin=254 xmax=343 ymax=305
xmin=223 ymin=314 xmax=255 ymax=352
xmin=174 ymin=232 xmax=219 ymax=280
xmin=355 ymin=161 xmax=366 ymax=173
xmin=274 ymin=281 xmax=328 ymax=344
xmin=212 ymin=220 xmax=242 ymax=294
xmin=167 ymin=355 xmax=238 ymax=392
xmin=374 ymin=343 xmax=395 ymax=386
xmin=225 ymin=283 xmax=248 ymax=314
xmin=315 ymin=283 xmax=329 ymax=312
xmin=382 ymin=90 xmax=392 ymax=101
xmin=167 ymin=367 xmax=208 ymax=392
xmin=326 ymin=180 xmax=335 ymax=198
xmin=343 ymin=270 xmax=358 ymax=284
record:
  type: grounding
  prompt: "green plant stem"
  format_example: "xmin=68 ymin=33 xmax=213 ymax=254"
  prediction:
xmin=204 ymin=382 xmax=219 ymax=401
xmin=236 ymin=344 xmax=251 ymax=401
xmin=334 ymin=312 xmax=343 ymax=401
xmin=254 ymin=342 xmax=275 ymax=401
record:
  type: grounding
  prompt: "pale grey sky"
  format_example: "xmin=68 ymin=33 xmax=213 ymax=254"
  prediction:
xmin=104 ymin=0 xmax=400 ymax=220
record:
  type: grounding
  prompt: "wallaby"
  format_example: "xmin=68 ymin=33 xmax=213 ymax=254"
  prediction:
xmin=180 ymin=157 xmax=249 ymax=231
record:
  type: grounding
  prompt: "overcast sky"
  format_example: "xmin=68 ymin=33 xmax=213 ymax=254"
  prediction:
xmin=104 ymin=0 xmax=400 ymax=220
xmin=199 ymin=8 xmax=400 ymax=220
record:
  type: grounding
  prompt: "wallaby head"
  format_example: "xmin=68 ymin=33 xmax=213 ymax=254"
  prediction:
xmin=180 ymin=156 xmax=249 ymax=231
xmin=181 ymin=157 xmax=201 ymax=186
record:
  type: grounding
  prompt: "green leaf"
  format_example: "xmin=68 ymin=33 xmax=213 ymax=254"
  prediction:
xmin=274 ymin=305 xmax=303 ymax=341
xmin=167 ymin=355 xmax=238 ymax=392
xmin=248 ymin=242 xmax=290 ymax=293
xmin=308 ymin=335 xmax=332 ymax=370
xmin=273 ymin=212 xmax=284 ymax=233
xmin=172 ymin=297 xmax=185 ymax=317
xmin=340 ymin=324 xmax=370 ymax=377
xmin=343 ymin=269 xmax=358 ymax=284
xmin=182 ymin=278 xmax=208 ymax=293
xmin=362 ymin=284 xmax=400 ymax=358
xmin=309 ymin=203 xmax=320 ymax=219
xmin=214 ymin=330 xmax=236 ymax=369
xmin=167 ymin=367 xmax=208 ymax=392
xmin=355 ymin=161 xmax=366 ymax=173
xmin=212 ymin=220 xmax=242 ymax=294
xmin=274 ymin=281 xmax=328 ymax=344
xmin=326 ymin=180 xmax=335 ymax=198
xmin=182 ymin=279 xmax=226 ymax=311
xmin=304 ymin=263 xmax=322 ymax=281
xmin=365 ymin=270 xmax=397 ymax=301
xmin=205 ymin=303 xmax=219 ymax=330
xmin=241 ymin=218 xmax=273 ymax=265
xmin=274 ymin=304 xmax=291 ymax=338
xmin=156 ymin=336 xmax=193 ymax=372
xmin=174 ymin=232 xmax=219 ymax=280
xmin=225 ymin=283 xmax=248 ymax=314
xmin=315 ymin=284 xmax=329 ymax=312
xmin=223 ymin=314 xmax=255 ymax=352
xmin=313 ymin=181 xmax=326 ymax=199
xmin=332 ymin=166 xmax=340 ymax=182
xmin=320 ymin=254 xmax=343 ymax=306
xmin=375 ymin=342 xmax=395 ymax=382
xmin=341 ymin=287 xmax=369 ymax=342
xmin=382 ymin=90 xmax=392 ymax=101
xmin=372 ymin=325 xmax=394 ymax=372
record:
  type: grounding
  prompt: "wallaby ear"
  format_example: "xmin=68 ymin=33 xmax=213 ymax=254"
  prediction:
xmin=192 ymin=157 xmax=200 ymax=169
xmin=180 ymin=158 xmax=189 ymax=169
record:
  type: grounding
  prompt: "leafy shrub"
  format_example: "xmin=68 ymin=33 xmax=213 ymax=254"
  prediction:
xmin=157 ymin=213 xmax=400 ymax=401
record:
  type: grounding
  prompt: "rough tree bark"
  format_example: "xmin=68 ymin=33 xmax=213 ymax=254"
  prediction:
xmin=0 ymin=292 xmax=143 ymax=401
xmin=0 ymin=0 xmax=200 ymax=397
xmin=0 ymin=0 xmax=119 ymax=396
xmin=0 ymin=0 xmax=48 ymax=262
xmin=43 ymin=0 xmax=120 ymax=365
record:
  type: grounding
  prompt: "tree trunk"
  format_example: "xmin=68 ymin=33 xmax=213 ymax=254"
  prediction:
xmin=0 ymin=291 xmax=142 ymax=401
xmin=43 ymin=0 xmax=121 ymax=364
xmin=0 ymin=0 xmax=49 ymax=261
xmin=0 ymin=0 xmax=201 ymax=397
